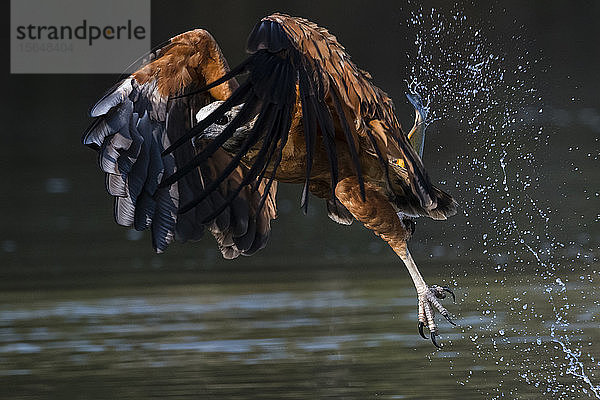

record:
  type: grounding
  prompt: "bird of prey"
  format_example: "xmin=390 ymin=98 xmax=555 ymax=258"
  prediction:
xmin=82 ymin=13 xmax=458 ymax=347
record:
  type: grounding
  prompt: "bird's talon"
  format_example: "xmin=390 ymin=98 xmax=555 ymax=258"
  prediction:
xmin=431 ymin=332 xmax=441 ymax=348
xmin=442 ymin=286 xmax=456 ymax=303
xmin=443 ymin=313 xmax=457 ymax=326
xmin=430 ymin=285 xmax=446 ymax=299
xmin=418 ymin=321 xmax=427 ymax=339
xmin=415 ymin=285 xmax=457 ymax=346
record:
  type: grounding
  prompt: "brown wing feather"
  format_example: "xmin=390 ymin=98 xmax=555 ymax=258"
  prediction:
xmin=266 ymin=15 xmax=401 ymax=153
xmin=132 ymin=30 xmax=237 ymax=100
xmin=264 ymin=14 xmax=449 ymax=215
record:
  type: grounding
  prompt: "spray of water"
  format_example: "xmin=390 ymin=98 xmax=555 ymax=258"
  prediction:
xmin=407 ymin=5 xmax=599 ymax=398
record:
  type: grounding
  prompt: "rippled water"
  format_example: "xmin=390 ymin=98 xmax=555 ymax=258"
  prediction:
xmin=0 ymin=266 xmax=597 ymax=399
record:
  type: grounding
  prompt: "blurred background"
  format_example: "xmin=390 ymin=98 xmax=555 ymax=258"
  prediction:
xmin=1 ymin=1 xmax=599 ymax=399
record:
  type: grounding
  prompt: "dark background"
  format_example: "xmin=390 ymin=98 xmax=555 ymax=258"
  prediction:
xmin=1 ymin=0 xmax=598 ymax=285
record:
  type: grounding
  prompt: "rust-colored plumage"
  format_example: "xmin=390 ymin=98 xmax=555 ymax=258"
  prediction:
xmin=83 ymin=14 xmax=458 ymax=346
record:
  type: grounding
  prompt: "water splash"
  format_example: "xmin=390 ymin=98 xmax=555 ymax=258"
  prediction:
xmin=553 ymin=335 xmax=600 ymax=398
xmin=407 ymin=5 xmax=599 ymax=398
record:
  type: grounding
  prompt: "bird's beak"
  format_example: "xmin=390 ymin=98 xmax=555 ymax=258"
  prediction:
xmin=406 ymin=93 xmax=429 ymax=159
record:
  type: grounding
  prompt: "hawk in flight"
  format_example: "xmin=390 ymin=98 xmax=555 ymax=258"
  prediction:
xmin=83 ymin=14 xmax=458 ymax=347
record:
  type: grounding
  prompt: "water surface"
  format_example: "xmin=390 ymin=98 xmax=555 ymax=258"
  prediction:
xmin=1 ymin=266 xmax=598 ymax=399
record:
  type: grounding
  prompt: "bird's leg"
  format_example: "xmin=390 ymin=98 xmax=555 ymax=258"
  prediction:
xmin=335 ymin=176 xmax=455 ymax=347
xmin=399 ymin=249 xmax=456 ymax=347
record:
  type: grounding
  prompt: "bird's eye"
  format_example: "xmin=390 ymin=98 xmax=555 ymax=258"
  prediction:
xmin=215 ymin=116 xmax=229 ymax=125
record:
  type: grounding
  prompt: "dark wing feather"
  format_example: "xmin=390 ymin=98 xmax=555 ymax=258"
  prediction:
xmin=83 ymin=29 xmax=278 ymax=255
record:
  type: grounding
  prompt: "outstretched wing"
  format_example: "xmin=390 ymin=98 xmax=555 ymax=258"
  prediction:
xmin=162 ymin=13 xmax=441 ymax=219
xmin=82 ymin=29 xmax=277 ymax=256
